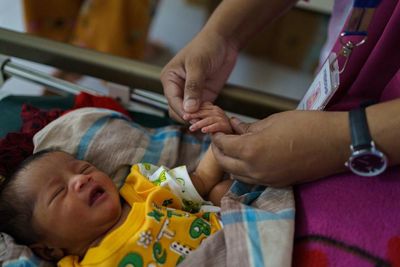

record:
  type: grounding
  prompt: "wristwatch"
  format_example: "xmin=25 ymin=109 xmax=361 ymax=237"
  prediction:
xmin=345 ymin=105 xmax=388 ymax=177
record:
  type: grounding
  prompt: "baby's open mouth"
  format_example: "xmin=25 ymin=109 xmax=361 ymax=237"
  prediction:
xmin=89 ymin=186 xmax=105 ymax=206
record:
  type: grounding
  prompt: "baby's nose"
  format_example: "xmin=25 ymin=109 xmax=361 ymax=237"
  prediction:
xmin=71 ymin=174 xmax=92 ymax=192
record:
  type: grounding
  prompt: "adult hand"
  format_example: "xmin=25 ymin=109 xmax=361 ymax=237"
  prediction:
xmin=160 ymin=31 xmax=239 ymax=122
xmin=211 ymin=110 xmax=350 ymax=187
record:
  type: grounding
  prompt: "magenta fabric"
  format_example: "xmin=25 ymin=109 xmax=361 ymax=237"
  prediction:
xmin=327 ymin=0 xmax=400 ymax=110
xmin=294 ymin=1 xmax=400 ymax=266
xmin=294 ymin=168 xmax=400 ymax=267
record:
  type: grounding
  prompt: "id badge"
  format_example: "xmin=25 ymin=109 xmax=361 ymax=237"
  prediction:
xmin=297 ymin=53 xmax=340 ymax=110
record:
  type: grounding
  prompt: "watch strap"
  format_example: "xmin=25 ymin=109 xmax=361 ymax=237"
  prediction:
xmin=349 ymin=107 xmax=372 ymax=150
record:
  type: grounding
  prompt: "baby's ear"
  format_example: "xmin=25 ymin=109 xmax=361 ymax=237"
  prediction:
xmin=30 ymin=243 xmax=65 ymax=261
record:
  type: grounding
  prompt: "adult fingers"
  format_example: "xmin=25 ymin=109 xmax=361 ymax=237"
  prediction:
xmin=211 ymin=132 xmax=248 ymax=160
xmin=230 ymin=175 xmax=266 ymax=185
xmin=211 ymin=143 xmax=250 ymax=177
xmin=183 ymin=63 xmax=206 ymax=113
xmin=161 ymin=67 xmax=185 ymax=120
xmin=168 ymin=107 xmax=186 ymax=124
xmin=168 ymin=95 xmax=184 ymax=120
xmin=230 ymin=117 xmax=251 ymax=134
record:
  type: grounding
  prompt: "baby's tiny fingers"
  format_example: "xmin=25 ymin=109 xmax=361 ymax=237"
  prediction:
xmin=189 ymin=117 xmax=217 ymax=131
xmin=201 ymin=123 xmax=226 ymax=134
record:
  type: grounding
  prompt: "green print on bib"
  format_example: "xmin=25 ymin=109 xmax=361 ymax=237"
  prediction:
xmin=143 ymin=163 xmax=151 ymax=171
xmin=176 ymin=255 xmax=185 ymax=265
xmin=176 ymin=177 xmax=186 ymax=193
xmin=152 ymin=241 xmax=167 ymax=264
xmin=167 ymin=209 xmax=183 ymax=218
xmin=147 ymin=209 xmax=164 ymax=222
xmin=189 ymin=218 xmax=211 ymax=239
xmin=182 ymin=199 xmax=201 ymax=213
xmin=162 ymin=198 xmax=173 ymax=207
xmin=118 ymin=252 xmax=143 ymax=267
xmin=153 ymin=170 xmax=167 ymax=186
xmin=202 ymin=212 xmax=211 ymax=221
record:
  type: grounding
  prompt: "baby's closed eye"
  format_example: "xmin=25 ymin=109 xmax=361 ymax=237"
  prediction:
xmin=49 ymin=186 xmax=66 ymax=205
xmin=80 ymin=163 xmax=93 ymax=174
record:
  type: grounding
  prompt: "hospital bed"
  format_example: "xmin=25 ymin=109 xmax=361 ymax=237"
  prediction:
xmin=0 ymin=27 xmax=297 ymax=119
xmin=2 ymin=27 xmax=397 ymax=267
xmin=0 ymin=27 xmax=297 ymax=267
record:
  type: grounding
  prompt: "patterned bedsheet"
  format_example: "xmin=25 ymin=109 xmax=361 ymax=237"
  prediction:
xmin=1 ymin=108 xmax=295 ymax=267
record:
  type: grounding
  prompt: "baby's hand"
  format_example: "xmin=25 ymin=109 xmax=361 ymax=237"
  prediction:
xmin=183 ymin=102 xmax=233 ymax=134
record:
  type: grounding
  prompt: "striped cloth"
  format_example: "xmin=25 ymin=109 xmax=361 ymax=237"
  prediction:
xmin=1 ymin=108 xmax=295 ymax=267
xmin=33 ymin=108 xmax=211 ymax=179
xmin=181 ymin=182 xmax=295 ymax=267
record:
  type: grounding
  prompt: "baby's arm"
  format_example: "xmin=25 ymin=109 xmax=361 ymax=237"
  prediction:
xmin=184 ymin=103 xmax=233 ymax=205
xmin=191 ymin=148 xmax=232 ymax=206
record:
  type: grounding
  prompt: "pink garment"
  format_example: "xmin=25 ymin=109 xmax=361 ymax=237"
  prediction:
xmin=294 ymin=1 xmax=400 ymax=266
xmin=327 ymin=0 xmax=400 ymax=110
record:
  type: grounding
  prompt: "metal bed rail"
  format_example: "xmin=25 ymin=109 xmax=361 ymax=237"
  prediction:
xmin=0 ymin=28 xmax=297 ymax=118
xmin=0 ymin=56 xmax=169 ymax=113
xmin=0 ymin=57 xmax=99 ymax=96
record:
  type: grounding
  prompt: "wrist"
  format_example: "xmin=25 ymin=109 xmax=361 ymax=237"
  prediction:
xmin=198 ymin=25 xmax=241 ymax=54
xmin=368 ymin=99 xmax=400 ymax=166
xmin=301 ymin=111 xmax=349 ymax=182
xmin=345 ymin=104 xmax=388 ymax=176
xmin=201 ymin=5 xmax=245 ymax=51
xmin=319 ymin=111 xmax=351 ymax=175
xmin=365 ymin=103 xmax=393 ymax=162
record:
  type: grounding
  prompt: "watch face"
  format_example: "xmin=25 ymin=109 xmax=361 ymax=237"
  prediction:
xmin=349 ymin=150 xmax=388 ymax=177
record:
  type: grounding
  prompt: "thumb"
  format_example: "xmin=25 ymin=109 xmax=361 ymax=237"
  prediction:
xmin=183 ymin=63 xmax=206 ymax=113
xmin=230 ymin=117 xmax=251 ymax=134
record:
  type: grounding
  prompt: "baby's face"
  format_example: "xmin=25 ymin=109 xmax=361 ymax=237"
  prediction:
xmin=21 ymin=151 xmax=121 ymax=252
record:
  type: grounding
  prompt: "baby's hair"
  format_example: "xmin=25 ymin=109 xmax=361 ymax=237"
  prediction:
xmin=0 ymin=149 xmax=59 ymax=245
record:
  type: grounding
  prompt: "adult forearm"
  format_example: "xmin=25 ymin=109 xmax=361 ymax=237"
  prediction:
xmin=209 ymin=99 xmax=400 ymax=187
xmin=202 ymin=0 xmax=298 ymax=49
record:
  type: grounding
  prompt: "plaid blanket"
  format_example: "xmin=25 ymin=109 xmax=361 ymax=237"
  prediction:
xmin=1 ymin=108 xmax=295 ymax=266
xmin=181 ymin=182 xmax=295 ymax=267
